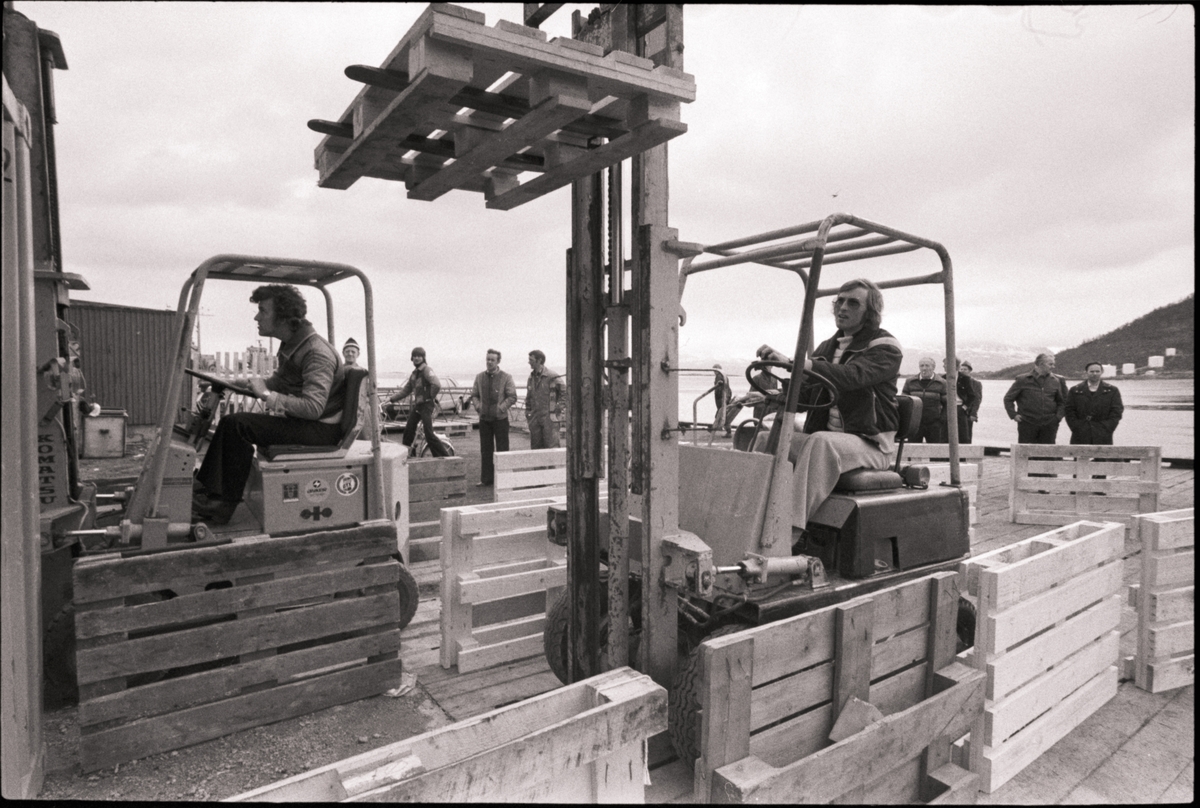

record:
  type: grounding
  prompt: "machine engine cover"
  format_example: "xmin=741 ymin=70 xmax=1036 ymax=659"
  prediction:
xmin=802 ymin=486 xmax=969 ymax=578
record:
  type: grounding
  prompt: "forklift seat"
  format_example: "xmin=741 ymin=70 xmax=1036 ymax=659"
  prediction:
xmin=258 ymin=367 xmax=369 ymax=462
xmin=833 ymin=394 xmax=922 ymax=493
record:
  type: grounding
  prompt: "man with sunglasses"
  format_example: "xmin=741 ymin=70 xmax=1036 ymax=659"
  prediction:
xmin=786 ymin=278 xmax=903 ymax=532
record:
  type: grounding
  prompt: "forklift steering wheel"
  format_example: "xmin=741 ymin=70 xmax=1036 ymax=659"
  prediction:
xmin=745 ymin=359 xmax=840 ymax=410
xmin=185 ymin=368 xmax=259 ymax=400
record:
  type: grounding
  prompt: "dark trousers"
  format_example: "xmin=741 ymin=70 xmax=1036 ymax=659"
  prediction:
xmin=478 ymin=418 xmax=510 ymax=484
xmin=403 ymin=401 xmax=449 ymax=457
xmin=913 ymin=417 xmax=944 ymax=443
xmin=1017 ymin=419 xmax=1059 ymax=444
xmin=957 ymin=409 xmax=974 ymax=444
xmin=197 ymin=412 xmax=342 ymax=502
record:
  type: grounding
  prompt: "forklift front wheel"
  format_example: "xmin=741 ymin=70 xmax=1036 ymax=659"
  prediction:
xmin=956 ymin=596 xmax=977 ymax=653
xmin=393 ymin=556 xmax=419 ymax=630
xmin=668 ymin=623 xmax=748 ymax=765
xmin=543 ymin=582 xmax=642 ymax=685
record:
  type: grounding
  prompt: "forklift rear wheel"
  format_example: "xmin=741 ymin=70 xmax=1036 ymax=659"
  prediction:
xmin=43 ymin=603 xmax=78 ymax=709
xmin=668 ymin=623 xmax=748 ymax=765
xmin=956 ymin=596 xmax=976 ymax=653
xmin=396 ymin=560 xmax=419 ymax=630
xmin=543 ymin=581 xmax=641 ymax=685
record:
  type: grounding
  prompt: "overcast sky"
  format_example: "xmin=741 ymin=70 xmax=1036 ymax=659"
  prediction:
xmin=21 ymin=3 xmax=1195 ymax=376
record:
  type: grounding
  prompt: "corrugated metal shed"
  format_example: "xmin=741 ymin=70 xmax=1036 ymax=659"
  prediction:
xmin=67 ymin=300 xmax=179 ymax=425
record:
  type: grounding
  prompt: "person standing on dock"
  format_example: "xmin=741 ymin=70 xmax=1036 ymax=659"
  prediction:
xmin=1065 ymin=362 xmax=1124 ymax=444
xmin=471 ymin=349 xmax=517 ymax=486
xmin=388 ymin=347 xmax=450 ymax=457
xmin=526 ymin=350 xmax=566 ymax=450
xmin=941 ymin=357 xmax=981 ymax=444
xmin=902 ymin=357 xmax=947 ymax=442
xmin=342 ymin=337 xmax=361 ymax=368
xmin=1003 ymin=352 xmax=1068 ymax=443
xmin=957 ymin=360 xmax=983 ymax=443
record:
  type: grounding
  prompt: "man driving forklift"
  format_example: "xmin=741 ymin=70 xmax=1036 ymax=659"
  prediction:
xmin=192 ymin=283 xmax=348 ymax=524
xmin=778 ymin=277 xmax=903 ymax=533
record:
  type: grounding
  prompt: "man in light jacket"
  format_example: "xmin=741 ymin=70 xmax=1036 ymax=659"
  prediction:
xmin=471 ymin=349 xmax=517 ymax=486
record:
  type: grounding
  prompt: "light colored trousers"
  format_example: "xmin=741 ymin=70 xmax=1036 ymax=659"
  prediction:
xmin=789 ymin=431 xmax=893 ymax=529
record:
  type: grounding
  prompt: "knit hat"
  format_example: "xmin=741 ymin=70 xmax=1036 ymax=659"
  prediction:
xmin=343 ymin=337 xmax=360 ymax=351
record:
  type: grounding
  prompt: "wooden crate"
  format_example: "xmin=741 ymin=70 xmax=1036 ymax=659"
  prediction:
xmin=695 ymin=572 xmax=984 ymax=804
xmin=494 ymin=447 xmax=567 ymax=502
xmin=1127 ymin=508 xmax=1194 ymax=693
xmin=72 ymin=522 xmax=403 ymax=772
xmin=312 ymin=4 xmax=694 ymax=210
xmin=440 ymin=498 xmax=566 ymax=672
xmin=899 ymin=443 xmax=986 ymax=480
xmin=229 ymin=666 xmax=665 ymax=802
xmin=1009 ymin=444 xmax=1160 ymax=528
xmin=406 ymin=456 xmax=466 ymax=563
xmin=958 ymin=520 xmax=1124 ymax=793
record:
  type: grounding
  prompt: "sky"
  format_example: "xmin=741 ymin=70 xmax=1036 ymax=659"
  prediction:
xmin=19 ymin=2 xmax=1195 ymax=377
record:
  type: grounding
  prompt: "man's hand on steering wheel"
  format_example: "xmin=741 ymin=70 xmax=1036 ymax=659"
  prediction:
xmin=745 ymin=358 xmax=841 ymax=410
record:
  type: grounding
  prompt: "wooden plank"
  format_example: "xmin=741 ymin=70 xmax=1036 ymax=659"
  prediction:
xmin=1150 ymin=586 xmax=1194 ymax=623
xmin=457 ymin=631 xmax=544 ymax=673
xmin=977 ymin=666 xmax=1117 ymax=794
xmin=80 ymin=657 xmax=402 ymax=772
xmin=833 ymin=599 xmax=875 ymax=716
xmin=749 ymin=662 xmax=832 ymax=733
xmin=79 ymin=630 xmax=401 ymax=727
xmin=1147 ymin=549 xmax=1196 ymax=589
xmin=748 ymin=704 xmax=833 ymax=768
xmin=75 ymin=592 xmax=398 ymax=684
xmin=407 ymin=456 xmax=466 ymax=482
xmin=1146 ymin=654 xmax=1196 ymax=693
xmin=459 ymin=559 xmax=565 ymax=603
xmin=988 ymin=595 xmax=1121 ymax=700
xmin=711 ymin=662 xmax=985 ymax=804
xmin=494 ymin=448 xmax=567 ymax=471
xmin=75 ymin=563 xmax=396 ymax=639
xmin=980 ymin=522 xmax=1122 ymax=611
xmin=696 ymin=634 xmax=754 ymax=799
xmin=496 ymin=485 xmax=566 ymax=502
xmin=986 ymin=560 xmax=1123 ymax=652
xmin=72 ymin=523 xmax=396 ymax=602
xmin=472 ymin=526 xmax=559 ymax=567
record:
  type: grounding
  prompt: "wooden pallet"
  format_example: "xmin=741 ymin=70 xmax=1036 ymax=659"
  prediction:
xmin=900 ymin=443 xmax=986 ymax=480
xmin=311 ymin=4 xmax=694 ymax=210
xmin=1009 ymin=444 xmax=1160 ymax=528
xmin=958 ymin=520 xmax=1124 ymax=793
xmin=229 ymin=666 xmax=666 ymax=802
xmin=407 ymin=456 xmax=467 ymax=563
xmin=72 ymin=522 xmax=403 ymax=772
xmin=494 ymin=447 xmax=567 ymax=502
xmin=1126 ymin=508 xmax=1194 ymax=693
xmin=695 ymin=572 xmax=984 ymax=804
xmin=440 ymin=498 xmax=566 ymax=672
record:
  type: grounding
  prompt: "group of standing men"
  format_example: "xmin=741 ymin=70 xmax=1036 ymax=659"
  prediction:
xmin=1003 ymin=353 xmax=1124 ymax=445
xmin=901 ymin=356 xmax=985 ymax=444
xmin=386 ymin=347 xmax=565 ymax=486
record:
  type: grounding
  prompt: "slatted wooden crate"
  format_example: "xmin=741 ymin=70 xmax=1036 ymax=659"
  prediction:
xmin=958 ymin=520 xmax=1124 ymax=793
xmin=1127 ymin=508 xmax=1194 ymax=693
xmin=310 ymin=3 xmax=694 ymax=210
xmin=694 ymin=572 xmax=984 ymax=804
xmin=899 ymin=443 xmax=986 ymax=480
xmin=406 ymin=456 xmax=466 ymax=563
xmin=1009 ymin=444 xmax=1160 ymax=528
xmin=440 ymin=498 xmax=566 ymax=672
xmin=229 ymin=666 xmax=666 ymax=802
xmin=494 ymin=447 xmax=567 ymax=501
xmin=72 ymin=522 xmax=403 ymax=772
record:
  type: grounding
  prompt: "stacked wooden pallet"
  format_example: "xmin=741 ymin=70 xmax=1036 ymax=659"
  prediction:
xmin=1009 ymin=444 xmax=1160 ymax=528
xmin=691 ymin=572 xmax=984 ymax=804
xmin=494 ymin=447 xmax=568 ymax=502
xmin=900 ymin=442 xmax=986 ymax=480
xmin=229 ymin=667 xmax=666 ymax=802
xmin=958 ymin=520 xmax=1124 ymax=793
xmin=310 ymin=3 xmax=695 ymax=210
xmin=440 ymin=498 xmax=566 ymax=673
xmin=72 ymin=522 xmax=403 ymax=772
xmin=1126 ymin=508 xmax=1194 ymax=693
xmin=406 ymin=456 xmax=467 ymax=563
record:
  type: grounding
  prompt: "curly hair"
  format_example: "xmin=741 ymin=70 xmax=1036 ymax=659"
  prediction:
xmin=250 ymin=284 xmax=309 ymax=329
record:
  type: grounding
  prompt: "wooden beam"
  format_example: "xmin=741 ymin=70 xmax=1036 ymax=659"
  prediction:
xmin=524 ymin=3 xmax=564 ymax=29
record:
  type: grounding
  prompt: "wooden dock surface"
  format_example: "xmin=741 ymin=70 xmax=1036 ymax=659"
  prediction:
xmin=401 ymin=453 xmax=1194 ymax=804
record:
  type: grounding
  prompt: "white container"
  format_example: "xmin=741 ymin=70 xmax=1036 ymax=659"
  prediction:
xmin=81 ymin=409 xmax=127 ymax=458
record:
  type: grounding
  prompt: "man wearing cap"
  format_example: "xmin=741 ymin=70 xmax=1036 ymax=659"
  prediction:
xmin=526 ymin=350 xmax=566 ymax=450
xmin=192 ymin=284 xmax=347 ymax=524
xmin=342 ymin=337 xmax=361 ymax=368
xmin=388 ymin=347 xmax=450 ymax=457
xmin=957 ymin=360 xmax=983 ymax=443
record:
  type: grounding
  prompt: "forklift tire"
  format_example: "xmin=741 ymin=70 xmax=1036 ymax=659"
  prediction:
xmin=543 ymin=582 xmax=642 ymax=686
xmin=43 ymin=603 xmax=78 ymax=709
xmin=396 ymin=561 xmax=419 ymax=630
xmin=956 ymin=596 xmax=977 ymax=653
xmin=668 ymin=623 xmax=747 ymax=766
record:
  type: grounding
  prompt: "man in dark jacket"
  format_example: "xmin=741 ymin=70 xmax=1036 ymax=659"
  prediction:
xmin=471 ymin=349 xmax=517 ymax=486
xmin=788 ymin=278 xmax=902 ymax=530
xmin=958 ymin=361 xmax=984 ymax=443
xmin=388 ymin=347 xmax=450 ymax=457
xmin=1003 ymin=353 xmax=1068 ymax=443
xmin=1066 ymin=362 xmax=1124 ymax=444
xmin=902 ymin=357 xmax=947 ymax=442
xmin=193 ymin=284 xmax=347 ymax=524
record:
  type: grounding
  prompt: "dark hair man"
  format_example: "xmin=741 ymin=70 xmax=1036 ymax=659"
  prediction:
xmin=192 ymin=284 xmax=346 ymax=524
xmin=1003 ymin=352 xmax=1068 ymax=444
xmin=1065 ymin=362 xmax=1124 ymax=445
xmin=388 ymin=347 xmax=450 ymax=457
xmin=470 ymin=349 xmax=517 ymax=486
xmin=526 ymin=350 xmax=566 ymax=450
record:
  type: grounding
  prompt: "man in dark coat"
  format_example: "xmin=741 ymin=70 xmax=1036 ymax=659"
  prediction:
xmin=1065 ymin=362 xmax=1124 ymax=444
xmin=902 ymin=357 xmax=947 ymax=442
xmin=1003 ymin=353 xmax=1068 ymax=444
xmin=958 ymin=361 xmax=984 ymax=443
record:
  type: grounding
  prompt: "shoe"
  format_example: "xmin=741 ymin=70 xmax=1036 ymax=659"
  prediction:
xmin=192 ymin=491 xmax=220 ymax=511
xmin=476 ymin=482 xmax=492 ymax=488
xmin=192 ymin=499 xmax=238 ymax=526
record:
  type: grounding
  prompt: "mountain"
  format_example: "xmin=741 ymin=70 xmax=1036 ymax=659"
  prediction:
xmin=979 ymin=295 xmax=1194 ymax=379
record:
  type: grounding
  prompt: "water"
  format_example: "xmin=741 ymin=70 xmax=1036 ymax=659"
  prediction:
xmin=379 ymin=370 xmax=1194 ymax=460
